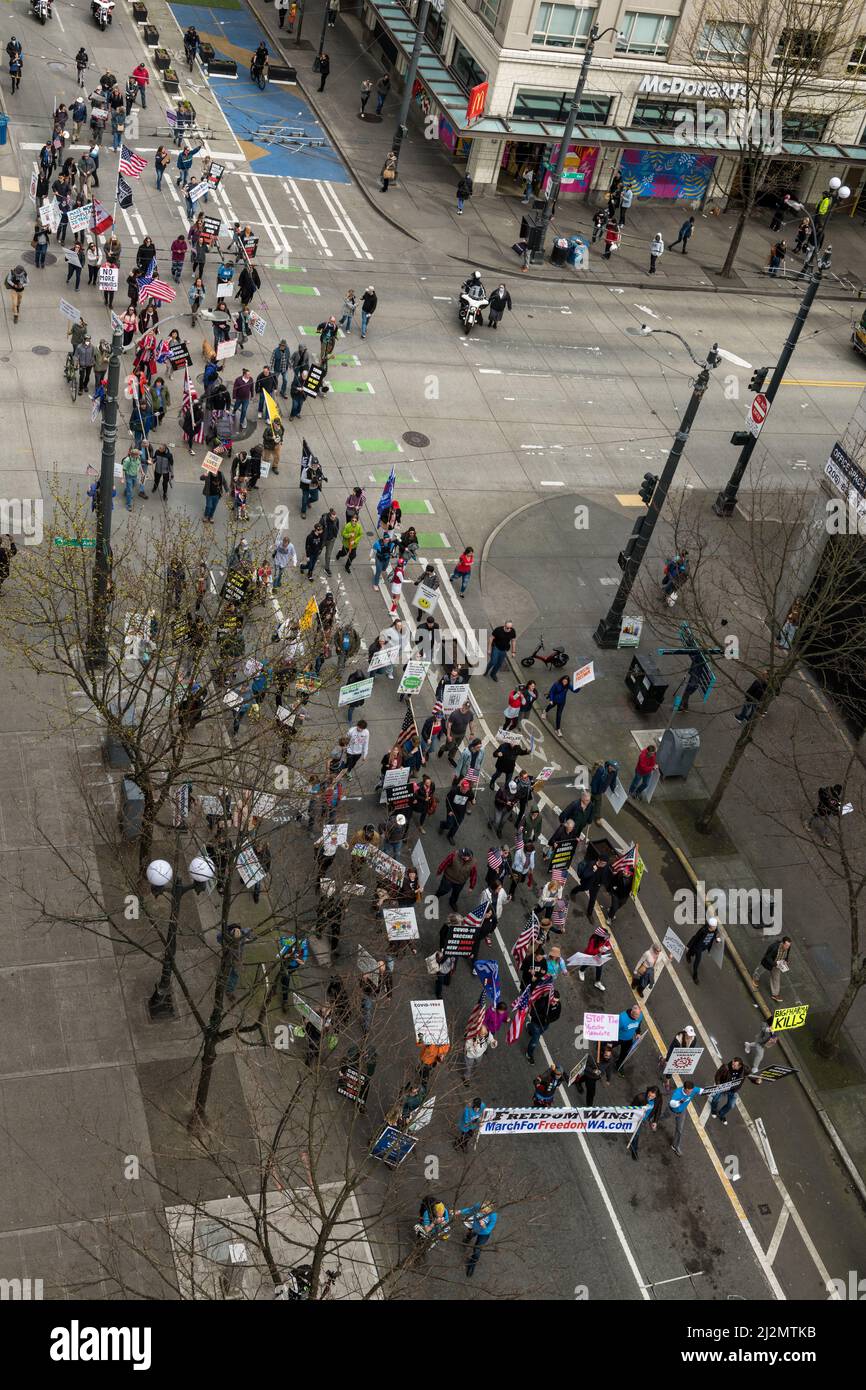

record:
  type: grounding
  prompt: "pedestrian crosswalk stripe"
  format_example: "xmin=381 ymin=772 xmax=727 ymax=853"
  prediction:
xmin=329 ymin=381 xmax=374 ymax=394
xmin=352 ymin=438 xmax=402 ymax=452
xmin=398 ymin=499 xmax=434 ymax=514
xmin=279 ymin=284 xmax=321 ymax=296
xmin=415 ymin=531 xmax=450 ymax=548
xmin=369 ymin=471 xmax=417 ymax=485
xmin=267 ymin=263 xmax=306 ymax=271
xmin=331 ymin=353 xmax=360 ymax=366
xmin=299 ymin=325 xmax=346 ymax=337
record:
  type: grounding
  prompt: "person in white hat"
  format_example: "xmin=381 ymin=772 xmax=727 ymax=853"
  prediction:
xmin=659 ymin=1024 xmax=698 ymax=1090
xmin=685 ymin=916 xmax=722 ymax=983
xmin=382 ymin=811 xmax=408 ymax=860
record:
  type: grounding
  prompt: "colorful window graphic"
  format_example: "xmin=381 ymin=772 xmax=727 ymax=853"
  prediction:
xmin=619 ymin=149 xmax=716 ymax=200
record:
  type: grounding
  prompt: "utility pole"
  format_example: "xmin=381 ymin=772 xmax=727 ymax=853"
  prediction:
xmin=316 ymin=0 xmax=330 ymax=65
xmin=295 ymin=0 xmax=306 ymax=46
xmin=86 ymin=322 xmax=124 ymax=669
xmin=535 ymin=25 xmax=599 ymax=263
xmin=391 ymin=0 xmax=431 ymax=168
xmin=713 ymin=249 xmax=830 ymax=517
xmin=593 ymin=345 xmax=722 ymax=649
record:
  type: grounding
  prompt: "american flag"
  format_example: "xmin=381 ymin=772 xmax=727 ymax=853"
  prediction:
xmin=182 ymin=364 xmax=205 ymax=443
xmin=139 ymin=277 xmax=176 ymax=305
xmin=506 ymin=983 xmax=532 ymax=1044
xmin=119 ymin=145 xmax=147 ymax=178
xmin=487 ymin=848 xmax=503 ymax=872
xmin=611 ymin=843 xmax=637 ymax=876
xmin=462 ymin=898 xmax=488 ymax=933
xmin=394 ymin=700 xmax=417 ymax=749
xmin=512 ymin=913 xmax=539 ymax=968
xmin=464 ymin=999 xmax=486 ymax=1041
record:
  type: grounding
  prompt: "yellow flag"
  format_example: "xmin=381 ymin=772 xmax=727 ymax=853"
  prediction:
xmin=262 ymin=388 xmax=282 ymax=426
xmin=300 ymin=596 xmax=318 ymax=631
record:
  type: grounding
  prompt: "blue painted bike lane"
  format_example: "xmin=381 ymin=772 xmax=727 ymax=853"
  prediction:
xmin=170 ymin=3 xmax=350 ymax=182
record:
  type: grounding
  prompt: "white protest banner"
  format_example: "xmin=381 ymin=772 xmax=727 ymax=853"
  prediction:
xmin=534 ymin=765 xmax=556 ymax=785
xmin=293 ymin=992 xmax=322 ymax=1030
xmin=59 ymin=298 xmax=81 ymax=323
xmin=369 ymin=847 xmax=405 ymax=887
xmin=29 ymin=168 xmax=37 ymax=203
xmin=236 ymin=846 xmax=266 ymax=888
xmin=187 ymin=180 xmax=210 ymax=204
xmin=200 ymin=450 xmax=223 ymax=476
xmin=710 ymin=933 xmax=725 ymax=970
xmin=701 ymin=1081 xmax=739 ymax=1100
xmin=216 ymin=281 xmax=235 ymax=298
xmin=40 ymin=201 xmax=60 ymax=231
xmin=383 ymin=907 xmax=419 ymax=942
xmin=407 ymin=1095 xmax=436 ymax=1132
xmin=98 ymin=264 xmax=119 ymax=291
xmin=569 ymin=1056 xmax=589 ymax=1087
xmin=441 ymin=683 xmax=470 ymax=711
xmin=663 ymin=1046 xmax=704 ymax=1076
xmin=216 ymin=336 xmax=237 ymax=361
xmin=583 ymin=1011 xmax=620 ymax=1042
xmin=321 ymin=822 xmax=349 ymax=856
xmin=411 ymin=998 xmax=448 ymax=1045
xmin=338 ymin=676 xmax=374 ymax=707
xmin=414 ymin=582 xmax=439 ymax=614
xmin=411 ymin=837 xmax=430 ymax=889
xmin=64 ymin=248 xmax=82 ymax=268
xmin=249 ymin=310 xmax=267 ymax=336
xmin=67 ymin=202 xmax=93 ymax=233
xmin=572 ymin=661 xmax=595 ymax=691
xmin=663 ymin=926 xmax=686 ymax=962
xmin=368 ymin=645 xmax=400 ymax=673
xmin=398 ymin=660 xmax=428 ymax=696
xmin=605 ymin=781 xmax=627 ymax=815
xmin=479 ymin=1107 xmax=641 ymax=1136
xmin=567 ymin=949 xmax=613 ymax=969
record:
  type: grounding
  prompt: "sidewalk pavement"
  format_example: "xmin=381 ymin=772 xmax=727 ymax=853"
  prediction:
xmin=0 ymin=85 xmax=26 ymax=231
xmin=480 ymin=489 xmax=866 ymax=1196
xmin=249 ymin=0 xmax=866 ymax=299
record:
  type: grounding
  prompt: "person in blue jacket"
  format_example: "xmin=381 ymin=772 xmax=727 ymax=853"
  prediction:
xmin=541 ymin=674 xmax=572 ymax=734
xmin=455 ymin=1097 xmax=485 ymax=1152
xmin=668 ymin=1081 xmax=704 ymax=1155
xmin=616 ymin=1004 xmax=643 ymax=1068
xmin=590 ymin=759 xmax=618 ymax=820
xmin=459 ymin=1201 xmax=498 ymax=1276
xmin=176 ymin=143 xmax=202 ymax=188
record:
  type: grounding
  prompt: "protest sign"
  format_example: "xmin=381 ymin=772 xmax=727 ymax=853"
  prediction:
xmin=222 ymin=569 xmax=249 ymax=604
xmin=663 ymin=1046 xmax=704 ymax=1075
xmin=337 ymin=1063 xmax=370 ymax=1110
xmin=98 ymin=265 xmax=119 ymax=291
xmin=293 ymin=993 xmax=322 ymax=1030
xmin=414 ymin=583 xmax=439 ymax=614
xmin=479 ymin=1107 xmax=641 ymax=1136
xmin=550 ymin=837 xmax=577 ymax=871
xmin=370 ymin=1126 xmax=416 ymax=1168
xmin=572 ymin=662 xmax=595 ymax=691
xmin=398 ymin=660 xmax=428 ymax=696
xmin=67 ymin=202 xmax=93 ymax=233
xmin=236 ymin=847 xmax=266 ymax=887
xmin=216 ymin=337 xmax=237 ymax=361
xmin=59 ymin=298 xmax=81 ymax=323
xmin=187 ymin=180 xmax=210 ymax=205
xmin=369 ymin=848 xmax=405 ymax=887
xmin=206 ymin=162 xmax=225 ymax=188
xmin=249 ymin=310 xmax=267 ymax=336
xmin=441 ymin=684 xmax=470 ymax=711
xmin=583 ymin=1011 xmax=620 ymax=1042
xmin=383 ymin=907 xmax=419 ymax=942
xmin=662 ymin=927 xmax=686 ymax=962
xmin=216 ymin=281 xmax=234 ymax=298
xmin=200 ymin=450 xmax=223 ymax=475
xmin=304 ymin=361 xmax=325 ymax=396
xmin=242 ymin=232 xmax=258 ymax=258
xmin=368 ymin=645 xmax=400 ymax=673
xmin=385 ymin=780 xmax=414 ymax=813
xmin=321 ymin=822 xmax=349 ymax=856
xmin=411 ymin=838 xmax=430 ymax=889
xmin=411 ymin=999 xmax=448 ymax=1045
xmin=201 ymin=215 xmax=222 ymax=244
xmin=771 ymin=1003 xmax=809 ymax=1033
xmin=64 ymin=248 xmax=82 ymax=268
xmin=338 ymin=677 xmax=374 ymax=706
xmin=605 ymin=781 xmax=627 ymax=815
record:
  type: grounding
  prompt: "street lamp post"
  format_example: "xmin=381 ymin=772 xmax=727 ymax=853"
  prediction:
xmin=147 ymin=855 xmax=215 ymax=1020
xmin=593 ymin=332 xmax=722 ymax=649
xmin=85 ymin=322 xmax=124 ymax=670
xmin=316 ymin=0 xmax=330 ymax=66
xmin=391 ymin=0 xmax=431 ymax=170
xmin=535 ymin=24 xmax=619 ymax=263
xmin=712 ymin=203 xmax=839 ymax=518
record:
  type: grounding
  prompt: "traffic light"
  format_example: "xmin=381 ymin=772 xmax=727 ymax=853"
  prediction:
xmin=638 ymin=472 xmax=658 ymax=505
xmin=748 ymin=367 xmax=769 ymax=393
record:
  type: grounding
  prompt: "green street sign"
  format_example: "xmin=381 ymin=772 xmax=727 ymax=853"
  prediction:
xmin=54 ymin=537 xmax=97 ymax=549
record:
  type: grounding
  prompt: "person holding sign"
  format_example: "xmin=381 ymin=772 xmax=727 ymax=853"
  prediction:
xmin=708 ymin=1057 xmax=747 ymax=1124
xmin=541 ymin=674 xmax=572 ymax=735
xmin=751 ymin=936 xmax=792 ymax=1003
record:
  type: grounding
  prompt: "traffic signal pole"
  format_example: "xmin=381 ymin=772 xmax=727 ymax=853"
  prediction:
xmin=713 ymin=252 xmax=830 ymax=516
xmin=86 ymin=322 xmax=125 ymax=669
xmin=392 ymin=0 xmax=430 ymax=169
xmin=593 ymin=345 xmax=721 ymax=649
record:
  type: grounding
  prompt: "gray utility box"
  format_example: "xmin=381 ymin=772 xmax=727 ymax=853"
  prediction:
xmin=658 ymin=727 xmax=700 ymax=778
xmin=106 ymin=699 xmax=137 ymax=768
xmin=121 ymin=779 xmax=144 ymax=839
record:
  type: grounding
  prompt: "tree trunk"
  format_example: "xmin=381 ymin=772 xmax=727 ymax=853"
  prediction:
xmin=189 ymin=947 xmax=232 ymax=1129
xmin=818 ymin=958 xmax=866 ymax=1054
xmin=720 ymin=205 xmax=749 ymax=277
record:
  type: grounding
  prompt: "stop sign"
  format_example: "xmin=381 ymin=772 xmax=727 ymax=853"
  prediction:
xmin=751 ymin=392 xmax=769 ymax=427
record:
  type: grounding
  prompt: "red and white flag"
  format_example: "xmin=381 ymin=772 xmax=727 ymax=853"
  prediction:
xmin=90 ymin=199 xmax=113 ymax=235
xmin=119 ymin=145 xmax=147 ymax=178
xmin=139 ymin=278 xmax=176 ymax=305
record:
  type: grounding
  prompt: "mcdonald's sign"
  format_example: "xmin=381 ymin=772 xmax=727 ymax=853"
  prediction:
xmin=466 ymin=81 xmax=488 ymax=123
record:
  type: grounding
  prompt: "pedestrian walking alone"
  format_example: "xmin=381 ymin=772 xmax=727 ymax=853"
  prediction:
xmin=5 ymin=263 xmax=27 ymax=323
xmin=649 ymin=232 xmax=664 ymax=274
xmin=360 ymin=285 xmax=377 ymax=336
xmin=359 ymin=79 xmax=372 ymax=117
xmin=618 ymin=185 xmax=633 ymax=226
xmin=752 ymin=935 xmax=792 ymax=1003
xmin=685 ymin=917 xmax=721 ymax=984
xmin=380 ymin=152 xmax=397 ymax=192
xmin=670 ymin=215 xmax=695 ymax=254
xmin=628 ymin=742 xmax=657 ymax=798
xmin=456 ymin=173 xmax=473 ymax=215
xmin=375 ymin=73 xmax=390 ymax=114
xmin=805 ymin=783 xmax=842 ymax=843
xmin=735 ymin=670 xmax=768 ymax=723
xmin=487 ymin=284 xmax=512 ymax=329
xmin=317 ymin=51 xmax=330 ymax=91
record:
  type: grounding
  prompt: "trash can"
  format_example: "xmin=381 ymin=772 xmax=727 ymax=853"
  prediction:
xmin=567 ymin=235 xmax=587 ymax=268
xmin=550 ymin=236 xmax=569 ymax=266
xmin=0 ymin=115 xmax=8 ymax=147
xmin=625 ymin=652 xmax=669 ymax=715
xmin=121 ymin=778 xmax=145 ymax=839
xmin=524 ymin=211 xmax=546 ymax=265
xmin=106 ymin=698 xmax=136 ymax=768
xmin=657 ymin=727 xmax=700 ymax=778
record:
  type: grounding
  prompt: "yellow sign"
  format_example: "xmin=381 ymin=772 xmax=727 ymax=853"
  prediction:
xmin=262 ymin=388 xmax=282 ymax=426
xmin=299 ymin=596 xmax=318 ymax=632
xmin=771 ymin=1003 xmax=809 ymax=1033
xmin=631 ymin=852 xmax=646 ymax=900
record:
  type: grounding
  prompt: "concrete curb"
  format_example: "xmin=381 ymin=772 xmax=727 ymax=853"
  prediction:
xmin=0 ymin=90 xmax=27 ymax=233
xmin=480 ymin=491 xmax=866 ymax=1209
xmin=246 ymin=0 xmax=419 ymax=244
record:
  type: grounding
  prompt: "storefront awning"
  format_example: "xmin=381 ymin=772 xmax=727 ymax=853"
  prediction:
xmin=369 ymin=0 xmax=866 ymax=161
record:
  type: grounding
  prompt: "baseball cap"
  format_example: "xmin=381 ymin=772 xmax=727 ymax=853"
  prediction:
xmin=684 ymin=1025 xmax=696 ymax=1038
xmin=394 ymin=814 xmax=406 ymax=826
xmin=508 ymin=780 xmax=518 ymax=793
xmin=459 ymin=779 xmax=471 ymax=791
xmin=459 ymin=848 xmax=472 ymax=859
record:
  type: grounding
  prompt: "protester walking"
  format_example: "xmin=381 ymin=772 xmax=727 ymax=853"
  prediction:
xmin=668 ymin=1081 xmax=704 ymax=1155
xmin=752 ymin=936 xmax=792 ymax=1002
xmin=744 ymin=1021 xmax=778 ymax=1079
xmin=616 ymin=1004 xmax=643 ymax=1068
xmin=360 ymin=285 xmax=377 ymax=336
xmin=685 ymin=917 xmax=722 ymax=984
xmin=456 ymin=173 xmax=473 ymax=215
xmin=627 ymin=1085 xmax=662 ymax=1161
xmin=709 ymin=1057 xmax=747 ymax=1125
xmin=670 ymin=215 xmax=695 ymax=253
xmin=628 ymin=743 xmax=657 ymax=798
xmin=454 ymin=1097 xmax=485 ymax=1151
xmin=805 ymin=783 xmax=843 ymax=843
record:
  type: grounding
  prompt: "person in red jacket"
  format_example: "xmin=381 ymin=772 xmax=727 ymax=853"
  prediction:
xmin=628 ymin=743 xmax=657 ymax=800
xmin=449 ymin=546 xmax=474 ymax=596
xmin=602 ymin=218 xmax=620 ymax=260
xmin=131 ymin=63 xmax=150 ymax=109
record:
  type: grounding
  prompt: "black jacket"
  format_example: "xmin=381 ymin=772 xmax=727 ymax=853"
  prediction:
xmin=319 ymin=511 xmax=340 ymax=542
xmin=361 ymin=290 xmax=377 ymax=315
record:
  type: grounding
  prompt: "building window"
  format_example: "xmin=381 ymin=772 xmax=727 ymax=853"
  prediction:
xmin=632 ymin=98 xmax=695 ymax=130
xmin=425 ymin=6 xmax=445 ymax=50
xmin=512 ymin=89 xmax=612 ymax=123
xmin=772 ymin=28 xmax=824 ymax=69
xmin=478 ymin=0 xmax=500 ymax=31
xmin=848 ymin=35 xmax=866 ymax=72
xmin=782 ymin=111 xmax=828 ymax=141
xmin=451 ymin=37 xmax=486 ymax=91
xmin=616 ymin=12 xmax=676 ymax=57
xmin=697 ymin=20 xmax=752 ymax=62
xmin=532 ymin=3 xmax=595 ymax=49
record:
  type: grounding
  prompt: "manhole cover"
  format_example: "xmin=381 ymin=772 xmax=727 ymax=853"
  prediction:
xmin=402 ymin=431 xmax=430 ymax=448
xmin=32 ymin=345 xmax=52 ymax=355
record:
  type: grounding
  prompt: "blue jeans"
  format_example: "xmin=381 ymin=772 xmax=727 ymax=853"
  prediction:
xmin=629 ymin=772 xmax=651 ymax=797
xmin=450 ymin=569 xmax=469 ymax=594
xmin=234 ymin=398 xmax=249 ymax=427
xmin=204 ymin=493 xmax=220 ymax=520
xmin=338 ymin=313 xmax=353 ymax=333
xmin=485 ymin=647 xmax=507 ymax=678
xmin=361 ymin=309 xmax=371 ymax=337
xmin=382 ymin=839 xmax=403 ymax=860
xmin=171 ymin=260 xmax=184 ymax=282
xmin=226 ymin=964 xmax=239 ymax=994
xmin=457 ymin=194 xmax=464 ymax=212
xmin=290 ymin=395 xmax=303 ymax=418
xmin=138 ymin=85 xmax=147 ymax=108
xmin=525 ymin=1020 xmax=544 ymax=1061
xmin=376 ymin=93 xmax=385 ymax=114
xmin=711 ymin=1090 xmax=739 ymax=1119
xmin=373 ymin=553 xmax=390 ymax=586
xmin=34 ymin=244 xmax=47 ymax=268
xmin=275 ymin=370 xmax=288 ymax=396
xmin=736 ymin=701 xmax=756 ymax=723
xmin=112 ymin=130 xmax=122 ymax=150
xmin=465 ymin=1232 xmax=490 ymax=1273
xmin=178 ymin=167 xmax=190 ymax=187
xmin=124 ymin=474 xmax=135 ymax=509
xmin=156 ymin=165 xmax=164 ymax=190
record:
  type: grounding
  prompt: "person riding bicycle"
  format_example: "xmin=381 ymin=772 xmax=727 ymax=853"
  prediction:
xmin=183 ymin=27 xmax=199 ymax=65
xmin=251 ymin=42 xmax=269 ymax=79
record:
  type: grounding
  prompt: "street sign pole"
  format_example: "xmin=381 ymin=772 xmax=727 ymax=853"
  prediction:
xmin=86 ymin=323 xmax=124 ymax=669
xmin=391 ymin=0 xmax=430 ymax=171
